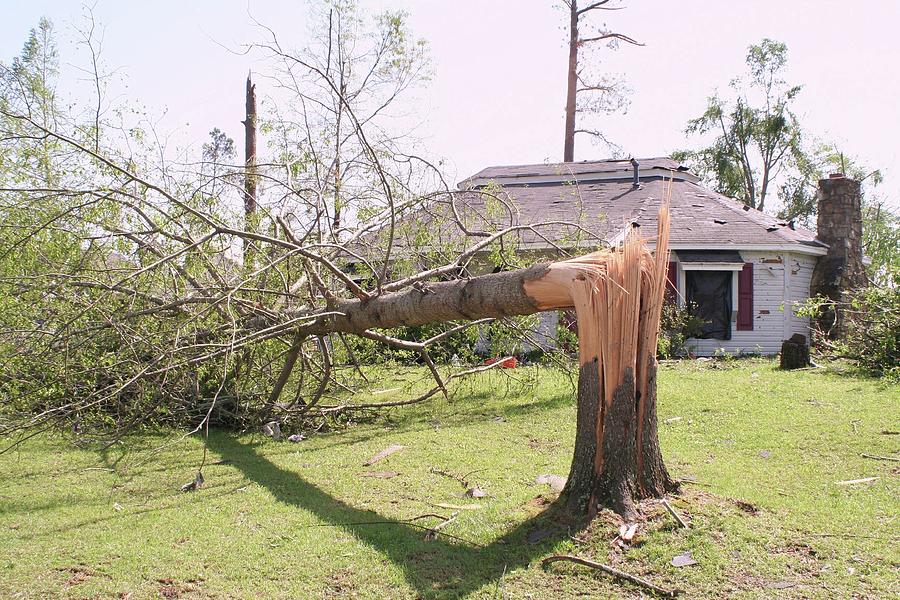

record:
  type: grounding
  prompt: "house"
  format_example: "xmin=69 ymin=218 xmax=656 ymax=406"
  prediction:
xmin=451 ymin=157 xmax=860 ymax=356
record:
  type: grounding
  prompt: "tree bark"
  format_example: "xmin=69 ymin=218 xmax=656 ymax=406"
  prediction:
xmin=563 ymin=1 xmax=578 ymax=162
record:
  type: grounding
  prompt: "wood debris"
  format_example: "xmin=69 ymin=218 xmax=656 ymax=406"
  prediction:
xmin=661 ymin=499 xmax=688 ymax=528
xmin=543 ymin=555 xmax=679 ymax=597
xmin=671 ymin=551 xmax=698 ymax=567
xmin=861 ymin=454 xmax=900 ymax=463
xmin=363 ymin=444 xmax=405 ymax=466
xmin=835 ymin=477 xmax=879 ymax=486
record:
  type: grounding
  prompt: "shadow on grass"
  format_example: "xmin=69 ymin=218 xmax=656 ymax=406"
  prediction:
xmin=206 ymin=432 xmax=569 ymax=599
xmin=304 ymin=391 xmax=574 ymax=454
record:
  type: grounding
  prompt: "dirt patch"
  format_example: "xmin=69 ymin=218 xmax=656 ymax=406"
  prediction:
xmin=323 ymin=567 xmax=358 ymax=598
xmin=734 ymin=499 xmax=759 ymax=514
xmin=527 ymin=437 xmax=561 ymax=452
xmin=56 ymin=565 xmax=110 ymax=587
xmin=156 ymin=577 xmax=203 ymax=599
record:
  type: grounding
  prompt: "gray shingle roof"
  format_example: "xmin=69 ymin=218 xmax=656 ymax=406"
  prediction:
xmin=449 ymin=158 xmax=824 ymax=253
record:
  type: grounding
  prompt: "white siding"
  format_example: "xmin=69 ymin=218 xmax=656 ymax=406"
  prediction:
xmin=787 ymin=253 xmax=816 ymax=340
xmin=682 ymin=251 xmax=816 ymax=356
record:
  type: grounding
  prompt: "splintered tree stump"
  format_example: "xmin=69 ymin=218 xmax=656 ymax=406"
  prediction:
xmin=523 ymin=204 xmax=677 ymax=520
xmin=780 ymin=333 xmax=810 ymax=370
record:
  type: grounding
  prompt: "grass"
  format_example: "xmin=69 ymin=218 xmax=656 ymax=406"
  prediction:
xmin=0 ymin=359 xmax=897 ymax=599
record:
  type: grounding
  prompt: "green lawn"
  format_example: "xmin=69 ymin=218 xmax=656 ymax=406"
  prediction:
xmin=1 ymin=360 xmax=897 ymax=599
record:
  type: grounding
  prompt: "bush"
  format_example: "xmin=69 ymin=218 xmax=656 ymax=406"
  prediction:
xmin=658 ymin=302 xmax=707 ymax=359
xmin=796 ymin=286 xmax=899 ymax=380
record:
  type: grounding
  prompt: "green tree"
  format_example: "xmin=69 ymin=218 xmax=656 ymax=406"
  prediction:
xmin=677 ymin=39 xmax=806 ymax=213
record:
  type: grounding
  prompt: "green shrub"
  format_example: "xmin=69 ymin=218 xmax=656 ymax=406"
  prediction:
xmin=658 ymin=302 xmax=707 ymax=359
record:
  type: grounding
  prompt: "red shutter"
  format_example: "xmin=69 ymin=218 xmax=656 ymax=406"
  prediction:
xmin=665 ymin=261 xmax=677 ymax=303
xmin=737 ymin=262 xmax=754 ymax=331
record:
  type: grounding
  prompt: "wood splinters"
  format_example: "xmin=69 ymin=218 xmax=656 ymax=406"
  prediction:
xmin=542 ymin=555 xmax=680 ymax=597
xmin=661 ymin=498 xmax=688 ymax=528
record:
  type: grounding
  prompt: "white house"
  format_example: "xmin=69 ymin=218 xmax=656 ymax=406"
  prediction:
xmin=453 ymin=157 xmax=848 ymax=356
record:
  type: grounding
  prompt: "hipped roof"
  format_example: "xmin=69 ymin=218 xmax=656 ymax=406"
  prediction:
xmin=448 ymin=157 xmax=825 ymax=255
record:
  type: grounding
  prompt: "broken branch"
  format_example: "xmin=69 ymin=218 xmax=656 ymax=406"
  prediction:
xmin=542 ymin=555 xmax=679 ymax=597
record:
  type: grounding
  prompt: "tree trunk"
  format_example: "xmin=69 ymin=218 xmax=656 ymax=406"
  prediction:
xmin=294 ymin=207 xmax=676 ymax=520
xmin=243 ymin=74 xmax=258 ymax=225
xmin=563 ymin=1 xmax=578 ymax=162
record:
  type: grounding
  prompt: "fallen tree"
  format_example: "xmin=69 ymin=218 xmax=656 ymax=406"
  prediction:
xmin=0 ymin=7 xmax=674 ymax=521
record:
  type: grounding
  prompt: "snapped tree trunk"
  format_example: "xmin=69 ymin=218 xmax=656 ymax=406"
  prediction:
xmin=294 ymin=206 xmax=676 ymax=520
xmin=243 ymin=74 xmax=258 ymax=229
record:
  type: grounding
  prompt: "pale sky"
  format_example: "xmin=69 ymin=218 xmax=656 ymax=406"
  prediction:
xmin=2 ymin=0 xmax=899 ymax=209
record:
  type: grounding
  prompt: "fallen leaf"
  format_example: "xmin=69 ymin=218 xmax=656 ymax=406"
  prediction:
xmin=759 ymin=450 xmax=771 ymax=459
xmin=671 ymin=551 xmax=698 ymax=567
xmin=535 ymin=474 xmax=567 ymax=493
xmin=363 ymin=444 xmax=405 ymax=466
xmin=113 ymin=502 xmax=123 ymax=512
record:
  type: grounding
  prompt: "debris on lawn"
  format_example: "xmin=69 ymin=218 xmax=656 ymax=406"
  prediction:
xmin=535 ymin=474 xmax=567 ymax=493
xmin=664 ymin=416 xmax=682 ymax=424
xmin=661 ymin=499 xmax=688 ymax=528
xmin=616 ymin=522 xmax=639 ymax=547
xmin=543 ymin=555 xmax=680 ymax=597
xmin=262 ymin=421 xmax=282 ymax=440
xmin=758 ymin=450 xmax=771 ymax=459
xmin=423 ymin=512 xmax=458 ymax=541
xmin=371 ymin=387 xmax=400 ymax=395
xmin=287 ymin=433 xmax=305 ymax=443
xmin=358 ymin=471 xmax=399 ymax=478
xmin=363 ymin=444 xmax=405 ymax=466
xmin=860 ymin=453 xmax=900 ymax=462
xmin=733 ymin=499 xmax=759 ymax=514
xmin=466 ymin=486 xmax=487 ymax=498
xmin=430 ymin=466 xmax=488 ymax=498
xmin=834 ymin=477 xmax=879 ymax=486
xmin=179 ymin=471 xmax=204 ymax=492
xmin=671 ymin=551 xmax=698 ymax=567
xmin=433 ymin=502 xmax=482 ymax=510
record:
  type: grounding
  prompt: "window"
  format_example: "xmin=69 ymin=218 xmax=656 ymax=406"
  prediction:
xmin=686 ymin=270 xmax=733 ymax=340
xmin=673 ymin=250 xmax=753 ymax=340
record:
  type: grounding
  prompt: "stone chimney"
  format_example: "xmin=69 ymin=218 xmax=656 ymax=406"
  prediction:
xmin=810 ymin=174 xmax=867 ymax=338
